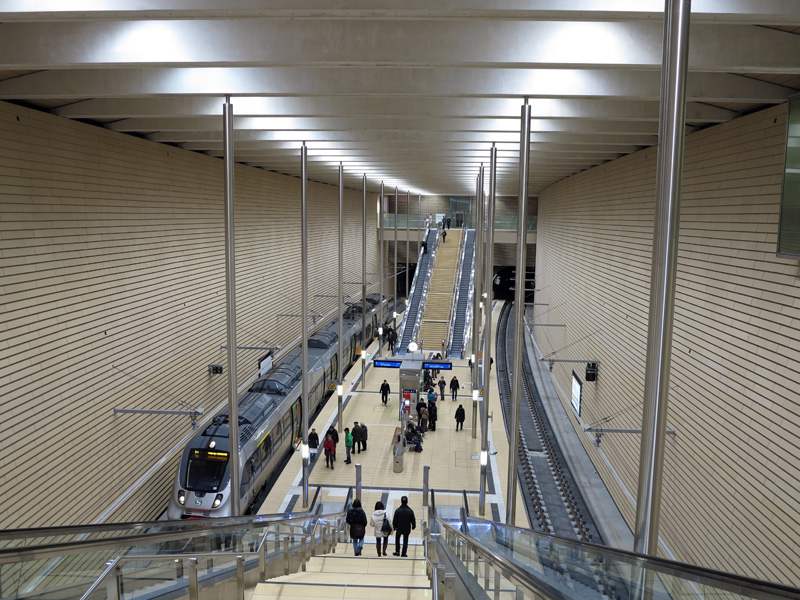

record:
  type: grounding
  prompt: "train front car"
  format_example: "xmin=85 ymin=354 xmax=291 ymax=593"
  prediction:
xmin=167 ymin=416 xmax=234 ymax=519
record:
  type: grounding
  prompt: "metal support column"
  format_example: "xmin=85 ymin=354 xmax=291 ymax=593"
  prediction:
xmin=418 ymin=193 xmax=422 ymax=244
xmin=405 ymin=190 xmax=410 ymax=299
xmin=300 ymin=143 xmax=310 ymax=508
xmin=338 ymin=164 xmax=344 ymax=433
xmin=472 ymin=165 xmax=484 ymax=439
xmin=394 ymin=186 xmax=398 ymax=307
xmin=379 ymin=181 xmax=385 ymax=357
xmin=223 ymin=96 xmax=241 ymax=516
xmin=356 ymin=463 xmax=362 ymax=501
xmin=362 ymin=175 xmax=368 ymax=371
xmin=506 ymin=101 xmax=531 ymax=525
xmin=634 ymin=0 xmax=692 ymax=556
xmin=480 ymin=145 xmax=497 ymax=516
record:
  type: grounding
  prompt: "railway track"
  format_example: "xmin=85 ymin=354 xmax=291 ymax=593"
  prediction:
xmin=495 ymin=301 xmax=603 ymax=544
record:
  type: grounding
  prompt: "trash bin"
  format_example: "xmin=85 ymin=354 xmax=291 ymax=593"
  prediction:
xmin=393 ymin=445 xmax=404 ymax=473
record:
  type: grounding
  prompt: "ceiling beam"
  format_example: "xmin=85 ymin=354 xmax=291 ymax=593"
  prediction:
xmin=0 ymin=67 xmax=791 ymax=103
xmin=0 ymin=20 xmax=797 ymax=74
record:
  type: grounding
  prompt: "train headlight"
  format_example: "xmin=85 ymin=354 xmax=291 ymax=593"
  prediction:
xmin=212 ymin=494 xmax=224 ymax=509
xmin=178 ymin=490 xmax=186 ymax=506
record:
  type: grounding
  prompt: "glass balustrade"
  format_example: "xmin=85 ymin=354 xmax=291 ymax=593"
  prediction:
xmin=433 ymin=515 xmax=800 ymax=600
xmin=379 ymin=214 xmax=537 ymax=231
xmin=0 ymin=513 xmax=344 ymax=600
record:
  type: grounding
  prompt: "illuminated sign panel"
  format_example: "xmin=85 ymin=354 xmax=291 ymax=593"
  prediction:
xmin=571 ymin=372 xmax=582 ymax=416
xmin=422 ymin=361 xmax=452 ymax=370
xmin=190 ymin=449 xmax=229 ymax=461
xmin=374 ymin=360 xmax=403 ymax=368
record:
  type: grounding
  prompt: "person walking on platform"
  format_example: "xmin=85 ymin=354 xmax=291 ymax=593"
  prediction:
xmin=323 ymin=433 xmax=336 ymax=469
xmin=327 ymin=425 xmax=339 ymax=462
xmin=344 ymin=427 xmax=353 ymax=464
xmin=380 ymin=379 xmax=391 ymax=405
xmin=455 ymin=404 xmax=466 ymax=431
xmin=392 ymin=496 xmax=416 ymax=557
xmin=428 ymin=400 xmax=437 ymax=432
xmin=361 ymin=422 xmax=368 ymax=450
xmin=387 ymin=327 xmax=397 ymax=354
xmin=352 ymin=422 xmax=363 ymax=454
xmin=442 ymin=229 xmax=447 ymax=244
xmin=371 ymin=501 xmax=391 ymax=556
xmin=450 ymin=376 xmax=460 ymax=401
xmin=447 ymin=216 xmax=451 ymax=229
xmin=346 ymin=498 xmax=368 ymax=556
xmin=437 ymin=376 xmax=446 ymax=397
xmin=308 ymin=428 xmax=319 ymax=463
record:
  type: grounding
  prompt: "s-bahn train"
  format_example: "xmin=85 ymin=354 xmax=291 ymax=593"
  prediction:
xmin=167 ymin=294 xmax=396 ymax=519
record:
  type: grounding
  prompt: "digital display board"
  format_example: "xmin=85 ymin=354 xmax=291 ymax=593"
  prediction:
xmin=190 ymin=449 xmax=229 ymax=461
xmin=422 ymin=361 xmax=452 ymax=370
xmin=374 ymin=360 xmax=403 ymax=368
xmin=571 ymin=372 xmax=582 ymax=416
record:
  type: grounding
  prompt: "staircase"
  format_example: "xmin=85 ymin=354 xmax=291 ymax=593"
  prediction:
xmin=448 ymin=229 xmax=475 ymax=358
xmin=418 ymin=228 xmax=463 ymax=354
xmin=253 ymin=543 xmax=429 ymax=599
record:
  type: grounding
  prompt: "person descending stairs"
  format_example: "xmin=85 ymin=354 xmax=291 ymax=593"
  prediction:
xmin=251 ymin=542 xmax=429 ymax=600
xmin=418 ymin=228 xmax=464 ymax=354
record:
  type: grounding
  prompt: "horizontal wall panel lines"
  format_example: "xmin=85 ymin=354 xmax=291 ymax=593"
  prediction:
xmin=0 ymin=100 xmax=380 ymax=529
xmin=535 ymin=103 xmax=799 ymax=586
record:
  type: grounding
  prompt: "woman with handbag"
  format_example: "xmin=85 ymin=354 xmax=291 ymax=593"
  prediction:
xmin=370 ymin=500 xmax=391 ymax=556
xmin=346 ymin=498 xmax=368 ymax=556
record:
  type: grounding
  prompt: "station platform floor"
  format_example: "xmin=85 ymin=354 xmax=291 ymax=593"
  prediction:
xmin=258 ymin=304 xmax=529 ymax=544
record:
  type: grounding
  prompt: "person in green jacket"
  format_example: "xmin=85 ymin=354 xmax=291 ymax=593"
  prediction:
xmin=344 ymin=427 xmax=353 ymax=464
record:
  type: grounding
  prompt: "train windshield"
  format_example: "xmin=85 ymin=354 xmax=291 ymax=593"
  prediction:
xmin=186 ymin=449 xmax=229 ymax=492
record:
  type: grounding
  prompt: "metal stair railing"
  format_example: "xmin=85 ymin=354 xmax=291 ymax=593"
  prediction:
xmin=446 ymin=230 xmax=475 ymax=358
xmin=436 ymin=229 xmax=465 ymax=356
xmin=396 ymin=227 xmax=437 ymax=353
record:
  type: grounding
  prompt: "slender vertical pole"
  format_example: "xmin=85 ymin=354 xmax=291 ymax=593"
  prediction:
xmin=480 ymin=145 xmax=497 ymax=516
xmin=394 ymin=187 xmax=399 ymax=312
xmin=418 ymin=193 xmax=422 ymax=245
xmin=472 ymin=165 xmax=484 ymax=439
xmin=300 ymin=143 xmax=310 ymax=508
xmin=379 ymin=181 xmax=385 ymax=357
xmin=405 ymin=190 xmax=410 ymax=299
xmin=338 ymin=163 xmax=344 ymax=434
xmin=506 ymin=100 xmax=531 ymax=525
xmin=223 ymin=96 xmax=241 ymax=517
xmin=634 ymin=0 xmax=692 ymax=556
xmin=362 ymin=174 xmax=368 ymax=383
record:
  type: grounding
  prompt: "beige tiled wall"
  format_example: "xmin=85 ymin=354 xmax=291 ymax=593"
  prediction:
xmin=0 ymin=101 xmax=380 ymax=528
xmin=534 ymin=103 xmax=799 ymax=585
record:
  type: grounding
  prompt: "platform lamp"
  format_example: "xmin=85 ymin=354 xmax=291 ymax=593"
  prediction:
xmin=361 ymin=349 xmax=367 ymax=389
xmin=378 ymin=326 xmax=383 ymax=357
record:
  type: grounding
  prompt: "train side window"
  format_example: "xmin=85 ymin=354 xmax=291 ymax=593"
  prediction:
xmin=259 ymin=436 xmax=272 ymax=463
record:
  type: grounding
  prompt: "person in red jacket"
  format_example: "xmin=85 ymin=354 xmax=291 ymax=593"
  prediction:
xmin=323 ymin=433 xmax=336 ymax=469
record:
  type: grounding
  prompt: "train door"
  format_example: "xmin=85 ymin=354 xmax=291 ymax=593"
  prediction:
xmin=371 ymin=314 xmax=377 ymax=341
xmin=350 ymin=333 xmax=358 ymax=364
xmin=330 ymin=354 xmax=338 ymax=387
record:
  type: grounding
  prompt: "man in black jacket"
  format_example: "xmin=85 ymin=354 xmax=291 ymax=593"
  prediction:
xmin=392 ymin=496 xmax=416 ymax=557
xmin=380 ymin=379 xmax=391 ymax=405
xmin=352 ymin=422 xmax=363 ymax=453
xmin=449 ymin=376 xmax=460 ymax=401
xmin=308 ymin=428 xmax=319 ymax=463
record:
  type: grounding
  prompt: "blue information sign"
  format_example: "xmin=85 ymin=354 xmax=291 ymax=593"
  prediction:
xmin=374 ymin=360 xmax=403 ymax=368
xmin=422 ymin=361 xmax=452 ymax=370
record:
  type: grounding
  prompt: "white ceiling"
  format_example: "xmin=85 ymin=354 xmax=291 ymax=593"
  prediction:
xmin=0 ymin=1 xmax=798 ymax=195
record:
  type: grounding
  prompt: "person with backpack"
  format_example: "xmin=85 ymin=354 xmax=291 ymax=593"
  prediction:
xmin=326 ymin=425 xmax=339 ymax=462
xmin=346 ymin=498 xmax=368 ymax=556
xmin=427 ymin=400 xmax=438 ymax=432
xmin=370 ymin=500 xmax=392 ymax=556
